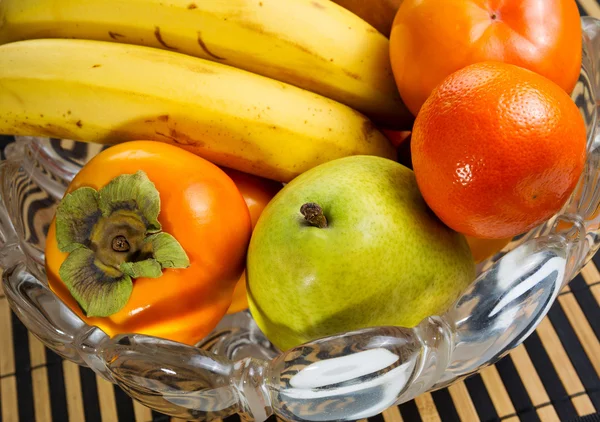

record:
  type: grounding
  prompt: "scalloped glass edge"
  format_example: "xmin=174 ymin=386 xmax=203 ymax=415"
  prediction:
xmin=1 ymin=17 xmax=600 ymax=421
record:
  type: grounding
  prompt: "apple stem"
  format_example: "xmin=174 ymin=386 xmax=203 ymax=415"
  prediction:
xmin=300 ymin=203 xmax=328 ymax=228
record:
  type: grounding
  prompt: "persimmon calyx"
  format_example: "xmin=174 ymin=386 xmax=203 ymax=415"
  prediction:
xmin=55 ymin=170 xmax=190 ymax=318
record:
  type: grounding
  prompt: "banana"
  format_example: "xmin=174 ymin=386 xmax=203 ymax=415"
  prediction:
xmin=0 ymin=39 xmax=396 ymax=182
xmin=0 ymin=0 xmax=412 ymax=129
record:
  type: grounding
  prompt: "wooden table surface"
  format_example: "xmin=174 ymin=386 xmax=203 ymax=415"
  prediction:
xmin=2 ymin=2 xmax=600 ymax=421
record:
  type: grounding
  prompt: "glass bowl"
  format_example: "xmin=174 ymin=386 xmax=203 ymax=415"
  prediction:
xmin=2 ymin=17 xmax=600 ymax=422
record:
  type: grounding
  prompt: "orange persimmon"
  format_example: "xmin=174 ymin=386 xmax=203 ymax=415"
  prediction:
xmin=221 ymin=168 xmax=282 ymax=314
xmin=381 ymin=129 xmax=411 ymax=149
xmin=45 ymin=141 xmax=252 ymax=345
xmin=390 ymin=0 xmax=582 ymax=115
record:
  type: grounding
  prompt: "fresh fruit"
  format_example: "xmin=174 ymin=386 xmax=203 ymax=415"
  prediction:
xmin=45 ymin=141 xmax=252 ymax=345
xmin=382 ymin=129 xmax=411 ymax=148
xmin=221 ymin=168 xmax=282 ymax=314
xmin=247 ymin=155 xmax=475 ymax=351
xmin=466 ymin=236 xmax=512 ymax=264
xmin=330 ymin=0 xmax=403 ymax=36
xmin=0 ymin=39 xmax=396 ymax=183
xmin=412 ymin=62 xmax=587 ymax=240
xmin=0 ymin=0 xmax=412 ymax=128
xmin=390 ymin=0 xmax=582 ymax=115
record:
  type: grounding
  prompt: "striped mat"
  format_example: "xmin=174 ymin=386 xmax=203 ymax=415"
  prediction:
xmin=2 ymin=1 xmax=600 ymax=419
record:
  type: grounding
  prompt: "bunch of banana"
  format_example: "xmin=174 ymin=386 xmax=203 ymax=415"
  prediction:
xmin=0 ymin=0 xmax=411 ymax=128
xmin=0 ymin=39 xmax=395 ymax=182
xmin=0 ymin=0 xmax=406 ymax=182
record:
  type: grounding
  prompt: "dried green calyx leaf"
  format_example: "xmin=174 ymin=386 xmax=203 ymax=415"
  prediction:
xmin=55 ymin=187 xmax=101 ymax=253
xmin=147 ymin=232 xmax=190 ymax=269
xmin=55 ymin=170 xmax=190 ymax=318
xmin=98 ymin=170 xmax=161 ymax=233
xmin=58 ymin=247 xmax=133 ymax=317
xmin=120 ymin=259 xmax=162 ymax=279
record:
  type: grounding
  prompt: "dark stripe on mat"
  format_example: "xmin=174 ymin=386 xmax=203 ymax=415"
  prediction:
xmin=114 ymin=384 xmax=136 ymax=422
xmin=80 ymin=366 xmax=102 ymax=422
xmin=570 ymin=275 xmax=600 ymax=339
xmin=431 ymin=388 xmax=461 ymax=422
xmin=591 ymin=253 xmax=600 ymax=275
xmin=524 ymin=331 xmax=578 ymax=420
xmin=399 ymin=400 xmax=422 ymax=421
xmin=50 ymin=137 xmax=98 ymax=165
xmin=548 ymin=305 xmax=600 ymax=410
xmin=12 ymin=312 xmax=35 ymax=422
xmin=570 ymin=413 xmax=600 ymax=422
xmin=495 ymin=356 xmax=540 ymax=422
xmin=46 ymin=348 xmax=68 ymax=422
xmin=465 ymin=373 xmax=499 ymax=421
xmin=368 ymin=411 xmax=385 ymax=422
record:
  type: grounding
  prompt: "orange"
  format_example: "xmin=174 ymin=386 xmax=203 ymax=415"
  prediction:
xmin=411 ymin=62 xmax=587 ymax=239
xmin=390 ymin=0 xmax=582 ymax=115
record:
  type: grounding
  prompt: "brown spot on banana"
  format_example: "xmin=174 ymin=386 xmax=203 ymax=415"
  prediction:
xmin=3 ymin=86 xmax=25 ymax=106
xmin=361 ymin=120 xmax=376 ymax=142
xmin=187 ymin=3 xmax=197 ymax=9
xmin=154 ymin=27 xmax=178 ymax=50
xmin=11 ymin=121 xmax=79 ymax=140
xmin=155 ymin=128 xmax=205 ymax=147
xmin=236 ymin=20 xmax=329 ymax=63
xmin=197 ymin=32 xmax=226 ymax=60
xmin=108 ymin=31 xmax=125 ymax=40
xmin=342 ymin=68 xmax=362 ymax=81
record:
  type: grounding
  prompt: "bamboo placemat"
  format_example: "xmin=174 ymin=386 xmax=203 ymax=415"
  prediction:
xmin=2 ymin=2 xmax=600 ymax=419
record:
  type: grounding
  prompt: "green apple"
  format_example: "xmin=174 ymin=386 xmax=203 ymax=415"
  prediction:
xmin=247 ymin=155 xmax=475 ymax=351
